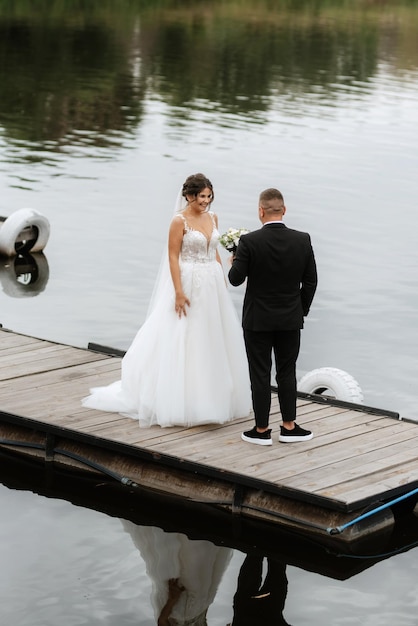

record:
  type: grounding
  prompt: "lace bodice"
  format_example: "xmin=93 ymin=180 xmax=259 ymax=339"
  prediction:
xmin=178 ymin=212 xmax=219 ymax=263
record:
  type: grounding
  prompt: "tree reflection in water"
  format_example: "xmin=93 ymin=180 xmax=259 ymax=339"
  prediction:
xmin=0 ymin=1 xmax=417 ymax=156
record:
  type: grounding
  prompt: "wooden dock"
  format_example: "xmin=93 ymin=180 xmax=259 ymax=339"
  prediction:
xmin=1 ymin=326 xmax=418 ymax=551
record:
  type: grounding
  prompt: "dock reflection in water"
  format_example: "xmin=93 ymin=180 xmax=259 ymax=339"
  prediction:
xmin=1 ymin=449 xmax=418 ymax=624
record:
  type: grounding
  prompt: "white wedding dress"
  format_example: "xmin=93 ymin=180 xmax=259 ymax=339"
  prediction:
xmin=82 ymin=211 xmax=251 ymax=428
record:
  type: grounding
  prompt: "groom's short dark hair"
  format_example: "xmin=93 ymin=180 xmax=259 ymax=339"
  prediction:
xmin=259 ymin=188 xmax=284 ymax=204
xmin=259 ymin=187 xmax=284 ymax=213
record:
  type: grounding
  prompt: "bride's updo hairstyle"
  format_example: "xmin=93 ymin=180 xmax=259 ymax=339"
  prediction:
xmin=182 ymin=173 xmax=214 ymax=204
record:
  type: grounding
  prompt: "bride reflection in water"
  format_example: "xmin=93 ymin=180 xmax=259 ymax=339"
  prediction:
xmin=122 ymin=520 xmax=233 ymax=626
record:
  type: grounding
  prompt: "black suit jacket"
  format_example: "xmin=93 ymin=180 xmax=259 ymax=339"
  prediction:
xmin=228 ymin=223 xmax=317 ymax=331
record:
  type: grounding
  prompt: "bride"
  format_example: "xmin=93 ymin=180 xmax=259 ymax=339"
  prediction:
xmin=82 ymin=173 xmax=251 ymax=428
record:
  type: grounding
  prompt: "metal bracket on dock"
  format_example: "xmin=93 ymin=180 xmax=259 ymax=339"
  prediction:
xmin=45 ymin=433 xmax=56 ymax=463
xmin=232 ymin=484 xmax=245 ymax=515
xmin=87 ymin=342 xmax=126 ymax=358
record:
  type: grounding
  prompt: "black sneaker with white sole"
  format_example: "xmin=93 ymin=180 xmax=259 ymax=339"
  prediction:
xmin=241 ymin=427 xmax=272 ymax=446
xmin=279 ymin=423 xmax=313 ymax=443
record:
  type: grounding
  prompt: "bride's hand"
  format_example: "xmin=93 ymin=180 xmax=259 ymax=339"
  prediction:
xmin=168 ymin=578 xmax=185 ymax=599
xmin=175 ymin=293 xmax=190 ymax=318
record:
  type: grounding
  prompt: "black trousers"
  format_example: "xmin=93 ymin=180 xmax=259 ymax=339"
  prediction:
xmin=243 ymin=329 xmax=301 ymax=429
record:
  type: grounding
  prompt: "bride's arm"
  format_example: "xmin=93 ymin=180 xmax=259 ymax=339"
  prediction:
xmin=157 ymin=578 xmax=185 ymax=626
xmin=213 ymin=213 xmax=223 ymax=266
xmin=168 ymin=216 xmax=190 ymax=317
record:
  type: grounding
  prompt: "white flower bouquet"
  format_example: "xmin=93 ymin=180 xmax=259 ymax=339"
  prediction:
xmin=219 ymin=227 xmax=250 ymax=254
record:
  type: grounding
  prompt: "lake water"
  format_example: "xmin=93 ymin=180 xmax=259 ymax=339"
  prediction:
xmin=1 ymin=2 xmax=418 ymax=624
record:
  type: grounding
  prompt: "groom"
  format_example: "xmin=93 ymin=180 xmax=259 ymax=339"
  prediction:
xmin=228 ymin=188 xmax=317 ymax=445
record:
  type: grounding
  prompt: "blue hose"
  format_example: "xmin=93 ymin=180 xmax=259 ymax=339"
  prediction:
xmin=327 ymin=487 xmax=418 ymax=535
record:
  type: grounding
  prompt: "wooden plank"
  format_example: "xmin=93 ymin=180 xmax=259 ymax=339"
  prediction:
xmin=0 ymin=362 xmax=122 ymax=418
xmin=149 ymin=424 xmax=274 ymax=461
xmin=281 ymin=401 xmax=351 ymax=423
xmin=78 ymin=420 xmax=150 ymax=441
xmin=276 ymin=424 xmax=418 ymax=493
xmin=0 ymin=343 xmax=82 ymax=365
xmin=77 ymin=402 xmax=377 ymax=456
xmin=74 ymin=414 xmax=139 ymax=433
xmin=324 ymin=439 xmax=418 ymax=493
xmin=0 ymin=357 xmax=120 ymax=391
xmin=320 ymin=458 xmax=418 ymax=501
xmin=147 ymin=407 xmax=370 ymax=461
xmin=0 ymin=339 xmax=54 ymax=356
xmin=269 ymin=422 xmax=415 ymax=482
xmin=141 ymin=415 xmax=389 ymax=477
xmin=81 ymin=417 xmax=229 ymax=444
xmin=257 ymin=416 xmax=405 ymax=474
xmin=0 ymin=348 xmax=110 ymax=381
xmin=244 ymin=423 xmax=396 ymax=482
xmin=0 ymin=331 xmax=44 ymax=348
xmin=48 ymin=410 xmax=132 ymax=429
